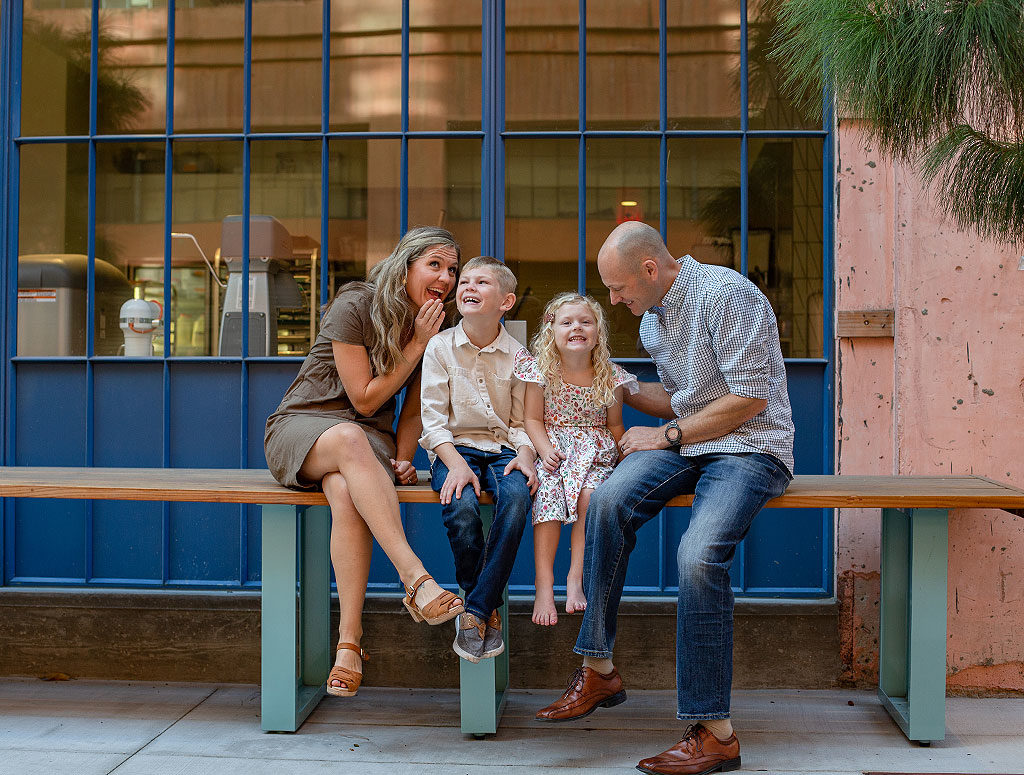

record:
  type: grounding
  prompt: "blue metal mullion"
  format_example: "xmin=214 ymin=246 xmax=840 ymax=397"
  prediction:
xmin=577 ymin=0 xmax=586 ymax=293
xmin=400 ymin=0 xmax=409 ymax=234
xmin=321 ymin=0 xmax=331 ymax=306
xmin=739 ymin=0 xmax=749 ymax=279
xmin=658 ymin=0 xmax=667 ymax=238
xmin=493 ymin=0 xmax=506 ymax=264
xmin=84 ymin=0 xmax=100 ymax=582
xmin=163 ymin=1 xmax=176 ymax=587
xmin=481 ymin=0 xmax=494 ymax=255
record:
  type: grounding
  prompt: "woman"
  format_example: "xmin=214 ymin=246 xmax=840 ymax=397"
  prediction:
xmin=265 ymin=226 xmax=464 ymax=697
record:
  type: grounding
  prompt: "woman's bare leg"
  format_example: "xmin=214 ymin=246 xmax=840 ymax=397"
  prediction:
xmin=301 ymin=423 xmax=457 ymax=611
xmin=532 ymin=521 xmax=561 ymax=626
xmin=565 ymin=488 xmax=592 ymax=614
xmin=323 ymin=472 xmax=370 ymax=689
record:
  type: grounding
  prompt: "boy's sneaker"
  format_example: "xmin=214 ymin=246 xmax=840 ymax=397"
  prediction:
xmin=453 ymin=613 xmax=487 ymax=663
xmin=482 ymin=609 xmax=505 ymax=659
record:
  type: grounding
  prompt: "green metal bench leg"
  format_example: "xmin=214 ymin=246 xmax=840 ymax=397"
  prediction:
xmin=459 ymin=503 xmax=510 ymax=736
xmin=261 ymin=503 xmax=330 ymax=732
xmin=878 ymin=507 xmax=948 ymax=743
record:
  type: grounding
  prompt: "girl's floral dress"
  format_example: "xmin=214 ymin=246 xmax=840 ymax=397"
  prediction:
xmin=513 ymin=350 xmax=638 ymax=523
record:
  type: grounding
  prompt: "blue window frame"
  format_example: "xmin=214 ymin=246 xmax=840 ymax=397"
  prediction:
xmin=1 ymin=0 xmax=833 ymax=597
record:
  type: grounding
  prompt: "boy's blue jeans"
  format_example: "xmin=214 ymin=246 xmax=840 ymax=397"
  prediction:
xmin=574 ymin=450 xmax=791 ymax=720
xmin=430 ymin=445 xmax=532 ymax=621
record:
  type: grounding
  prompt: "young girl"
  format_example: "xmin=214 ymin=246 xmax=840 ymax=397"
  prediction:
xmin=513 ymin=292 xmax=638 ymax=626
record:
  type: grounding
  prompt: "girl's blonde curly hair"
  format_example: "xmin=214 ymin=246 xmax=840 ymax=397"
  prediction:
xmin=530 ymin=292 xmax=617 ymax=408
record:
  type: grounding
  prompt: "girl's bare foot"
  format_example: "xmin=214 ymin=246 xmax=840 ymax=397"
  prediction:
xmin=330 ymin=645 xmax=362 ymax=692
xmin=565 ymin=577 xmax=587 ymax=614
xmin=532 ymin=586 xmax=558 ymax=626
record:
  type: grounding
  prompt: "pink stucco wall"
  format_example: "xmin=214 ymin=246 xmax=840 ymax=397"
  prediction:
xmin=835 ymin=120 xmax=1024 ymax=692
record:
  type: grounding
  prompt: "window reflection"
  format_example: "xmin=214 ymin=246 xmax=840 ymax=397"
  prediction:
xmin=96 ymin=3 xmax=166 ymax=134
xmin=329 ymin=0 xmax=401 ymax=131
xmin=174 ymin=0 xmax=245 ymax=132
xmin=587 ymin=0 xmax=658 ymax=129
xmin=171 ymin=141 xmax=243 ymax=356
xmin=409 ymin=139 xmax=481 ymax=258
xmin=252 ymin=0 xmax=321 ymax=133
xmin=21 ymin=2 xmax=92 ymax=137
xmin=245 ymin=140 xmax=321 ymax=357
xmin=505 ymin=0 xmax=577 ymax=130
xmin=748 ymin=0 xmax=822 ymax=130
xmin=18 ymin=143 xmax=128 ymax=357
xmin=504 ymin=139 xmax=578 ymax=346
xmin=747 ymin=138 xmax=824 ymax=357
xmin=667 ymin=1 xmax=741 ymax=130
xmin=409 ymin=2 xmax=481 ymax=131
xmin=585 ymin=138 xmax=660 ymax=356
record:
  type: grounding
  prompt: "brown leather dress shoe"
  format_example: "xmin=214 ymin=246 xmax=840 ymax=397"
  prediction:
xmin=535 ymin=666 xmax=627 ymax=722
xmin=636 ymin=724 xmax=740 ymax=775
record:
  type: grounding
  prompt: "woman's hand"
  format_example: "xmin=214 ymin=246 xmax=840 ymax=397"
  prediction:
xmin=412 ymin=299 xmax=446 ymax=348
xmin=539 ymin=448 xmax=566 ymax=474
xmin=391 ymin=459 xmax=418 ymax=485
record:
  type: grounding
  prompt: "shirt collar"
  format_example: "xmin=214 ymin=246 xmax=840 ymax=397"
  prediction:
xmin=453 ymin=320 xmax=515 ymax=353
xmin=648 ymin=255 xmax=694 ymax=315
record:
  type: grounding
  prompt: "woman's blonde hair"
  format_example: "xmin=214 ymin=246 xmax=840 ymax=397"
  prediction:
xmin=325 ymin=227 xmax=460 ymax=375
xmin=530 ymin=292 xmax=617 ymax=408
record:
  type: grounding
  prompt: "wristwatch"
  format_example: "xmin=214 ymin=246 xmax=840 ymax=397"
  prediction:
xmin=664 ymin=419 xmax=682 ymax=445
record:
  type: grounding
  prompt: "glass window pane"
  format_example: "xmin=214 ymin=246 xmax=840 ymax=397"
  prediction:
xmin=171 ymin=140 xmax=243 ymax=357
xmin=21 ymin=2 xmax=92 ymax=137
xmin=328 ymin=138 xmax=400 ymax=288
xmin=97 ymin=3 xmax=167 ymax=134
xmin=667 ymin=1 xmax=741 ymax=130
xmin=665 ymin=137 xmax=742 ymax=269
xmin=174 ymin=0 xmax=244 ymax=133
xmin=505 ymin=0 xmax=577 ymax=130
xmin=95 ymin=141 xmax=166 ymax=355
xmin=252 ymin=0 xmax=321 ymax=133
xmin=584 ymin=138 xmax=660 ymax=357
xmin=409 ymin=138 xmax=481 ymax=258
xmin=17 ymin=143 xmax=109 ymax=356
xmin=748 ymin=0 xmax=822 ymax=130
xmin=329 ymin=0 xmax=401 ymax=131
xmin=238 ymin=140 xmax=323 ymax=357
xmin=747 ymin=138 xmax=825 ymax=357
xmin=504 ymin=139 xmax=578 ymax=345
xmin=409 ymin=4 xmax=481 ymax=131
xmin=587 ymin=0 xmax=658 ymax=130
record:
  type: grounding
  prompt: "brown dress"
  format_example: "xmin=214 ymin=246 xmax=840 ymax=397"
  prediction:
xmin=264 ymin=283 xmax=416 ymax=489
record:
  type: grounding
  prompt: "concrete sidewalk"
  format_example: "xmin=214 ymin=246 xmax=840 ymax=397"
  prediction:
xmin=2 ymin=677 xmax=1023 ymax=775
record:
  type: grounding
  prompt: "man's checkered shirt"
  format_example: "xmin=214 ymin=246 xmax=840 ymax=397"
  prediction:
xmin=640 ymin=255 xmax=795 ymax=474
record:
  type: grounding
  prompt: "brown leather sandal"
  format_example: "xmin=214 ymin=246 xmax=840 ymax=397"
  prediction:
xmin=402 ymin=574 xmax=465 ymax=625
xmin=326 ymin=642 xmax=367 ymax=698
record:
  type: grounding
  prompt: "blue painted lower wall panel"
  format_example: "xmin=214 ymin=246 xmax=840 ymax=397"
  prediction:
xmin=3 ymin=361 xmax=832 ymax=596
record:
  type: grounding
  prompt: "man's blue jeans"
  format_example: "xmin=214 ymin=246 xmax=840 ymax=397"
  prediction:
xmin=574 ymin=450 xmax=791 ymax=720
xmin=431 ymin=446 xmax=532 ymax=621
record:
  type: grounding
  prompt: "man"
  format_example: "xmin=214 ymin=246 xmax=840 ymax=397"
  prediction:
xmin=535 ymin=221 xmax=794 ymax=775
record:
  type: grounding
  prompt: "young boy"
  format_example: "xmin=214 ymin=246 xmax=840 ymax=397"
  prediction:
xmin=419 ymin=256 xmax=537 ymax=662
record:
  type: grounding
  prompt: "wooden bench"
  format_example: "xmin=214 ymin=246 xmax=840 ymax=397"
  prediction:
xmin=2 ymin=467 xmax=1022 ymax=743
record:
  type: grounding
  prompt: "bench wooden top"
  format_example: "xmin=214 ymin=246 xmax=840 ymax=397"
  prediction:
xmin=2 ymin=467 xmax=1023 ymax=512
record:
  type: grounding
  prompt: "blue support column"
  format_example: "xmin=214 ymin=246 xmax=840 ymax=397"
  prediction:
xmin=878 ymin=507 xmax=949 ymax=744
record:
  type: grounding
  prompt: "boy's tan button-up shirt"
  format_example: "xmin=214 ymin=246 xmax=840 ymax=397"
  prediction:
xmin=419 ymin=321 xmax=534 ymax=460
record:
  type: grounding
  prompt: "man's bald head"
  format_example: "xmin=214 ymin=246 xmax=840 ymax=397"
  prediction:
xmin=597 ymin=221 xmax=680 ymax=316
xmin=598 ymin=220 xmax=676 ymax=274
